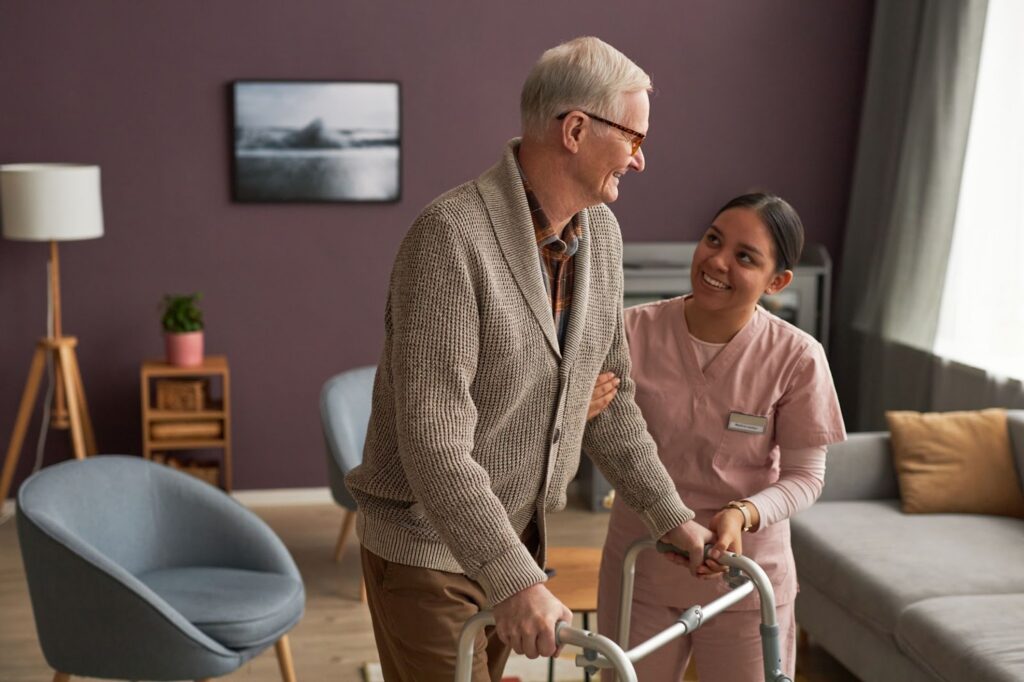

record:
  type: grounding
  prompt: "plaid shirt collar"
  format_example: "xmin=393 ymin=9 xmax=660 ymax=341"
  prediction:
xmin=515 ymin=149 xmax=581 ymax=260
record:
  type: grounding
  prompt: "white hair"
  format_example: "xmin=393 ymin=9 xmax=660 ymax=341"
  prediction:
xmin=520 ymin=36 xmax=652 ymax=138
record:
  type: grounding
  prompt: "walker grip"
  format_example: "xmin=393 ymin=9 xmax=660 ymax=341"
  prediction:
xmin=655 ymin=541 xmax=714 ymax=560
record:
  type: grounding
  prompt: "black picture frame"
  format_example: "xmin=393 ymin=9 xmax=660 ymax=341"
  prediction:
xmin=231 ymin=80 xmax=401 ymax=203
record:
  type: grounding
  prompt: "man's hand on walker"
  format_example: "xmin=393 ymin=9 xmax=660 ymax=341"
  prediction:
xmin=492 ymin=583 xmax=573 ymax=659
xmin=659 ymin=520 xmax=715 ymax=577
xmin=587 ymin=372 xmax=620 ymax=421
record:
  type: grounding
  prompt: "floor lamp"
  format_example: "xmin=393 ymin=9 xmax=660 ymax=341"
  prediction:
xmin=0 ymin=163 xmax=103 ymax=504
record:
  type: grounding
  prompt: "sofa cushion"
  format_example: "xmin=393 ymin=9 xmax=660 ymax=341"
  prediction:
xmin=896 ymin=594 xmax=1024 ymax=682
xmin=887 ymin=408 xmax=1024 ymax=517
xmin=791 ymin=500 xmax=1024 ymax=635
xmin=139 ymin=566 xmax=304 ymax=649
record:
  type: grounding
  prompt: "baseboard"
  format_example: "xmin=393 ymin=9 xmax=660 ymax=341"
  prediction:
xmin=231 ymin=486 xmax=333 ymax=507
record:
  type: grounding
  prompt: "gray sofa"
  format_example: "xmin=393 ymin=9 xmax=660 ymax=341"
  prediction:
xmin=791 ymin=410 xmax=1024 ymax=682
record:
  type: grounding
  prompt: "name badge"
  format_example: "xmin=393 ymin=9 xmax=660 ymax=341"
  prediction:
xmin=727 ymin=412 xmax=768 ymax=435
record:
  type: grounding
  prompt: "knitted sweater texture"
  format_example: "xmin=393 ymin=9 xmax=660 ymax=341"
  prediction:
xmin=346 ymin=140 xmax=693 ymax=606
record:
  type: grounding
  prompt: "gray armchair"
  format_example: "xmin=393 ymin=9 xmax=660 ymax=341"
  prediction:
xmin=16 ymin=455 xmax=304 ymax=682
xmin=320 ymin=365 xmax=375 ymax=598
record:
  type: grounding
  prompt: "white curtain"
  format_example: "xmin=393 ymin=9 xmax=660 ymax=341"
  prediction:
xmin=833 ymin=0 xmax=990 ymax=430
xmin=935 ymin=0 xmax=1024 ymax=382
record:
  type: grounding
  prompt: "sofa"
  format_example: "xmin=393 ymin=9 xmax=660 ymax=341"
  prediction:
xmin=791 ymin=410 xmax=1024 ymax=682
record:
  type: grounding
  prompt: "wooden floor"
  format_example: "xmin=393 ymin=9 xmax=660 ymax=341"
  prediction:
xmin=0 ymin=493 xmax=859 ymax=681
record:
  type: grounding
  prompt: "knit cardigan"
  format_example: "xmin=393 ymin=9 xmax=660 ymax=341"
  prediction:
xmin=346 ymin=140 xmax=693 ymax=606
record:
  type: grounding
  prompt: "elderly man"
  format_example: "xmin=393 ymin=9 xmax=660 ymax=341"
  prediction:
xmin=346 ymin=36 xmax=711 ymax=681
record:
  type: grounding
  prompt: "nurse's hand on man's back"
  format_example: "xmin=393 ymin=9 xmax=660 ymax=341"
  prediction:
xmin=659 ymin=520 xmax=715 ymax=577
xmin=587 ymin=372 xmax=620 ymax=420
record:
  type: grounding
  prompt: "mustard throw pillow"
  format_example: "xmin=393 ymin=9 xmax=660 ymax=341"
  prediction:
xmin=886 ymin=409 xmax=1024 ymax=517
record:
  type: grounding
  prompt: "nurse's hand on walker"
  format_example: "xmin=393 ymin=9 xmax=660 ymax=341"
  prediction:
xmin=703 ymin=501 xmax=761 ymax=576
xmin=492 ymin=583 xmax=574 ymax=659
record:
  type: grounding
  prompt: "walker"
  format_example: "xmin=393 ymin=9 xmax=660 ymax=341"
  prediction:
xmin=455 ymin=538 xmax=793 ymax=682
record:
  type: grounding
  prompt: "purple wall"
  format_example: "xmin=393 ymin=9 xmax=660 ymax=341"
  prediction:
xmin=0 ymin=0 xmax=873 ymax=493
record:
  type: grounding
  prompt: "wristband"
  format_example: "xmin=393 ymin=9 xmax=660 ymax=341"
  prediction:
xmin=724 ymin=500 xmax=753 ymax=532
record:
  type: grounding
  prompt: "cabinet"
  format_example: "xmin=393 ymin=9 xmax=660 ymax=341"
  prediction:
xmin=140 ymin=356 xmax=232 ymax=490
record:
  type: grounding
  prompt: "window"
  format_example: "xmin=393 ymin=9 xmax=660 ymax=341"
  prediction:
xmin=934 ymin=0 xmax=1024 ymax=380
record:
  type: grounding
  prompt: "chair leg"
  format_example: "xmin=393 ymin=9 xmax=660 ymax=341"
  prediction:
xmin=52 ymin=673 xmax=71 ymax=682
xmin=333 ymin=509 xmax=357 ymax=562
xmin=275 ymin=634 xmax=298 ymax=682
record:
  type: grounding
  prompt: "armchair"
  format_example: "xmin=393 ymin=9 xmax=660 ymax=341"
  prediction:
xmin=16 ymin=455 xmax=305 ymax=681
xmin=320 ymin=365 xmax=375 ymax=600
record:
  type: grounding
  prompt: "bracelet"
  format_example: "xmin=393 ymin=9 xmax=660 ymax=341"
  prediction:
xmin=724 ymin=500 xmax=753 ymax=532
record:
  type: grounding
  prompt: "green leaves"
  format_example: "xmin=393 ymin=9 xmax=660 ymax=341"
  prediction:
xmin=160 ymin=292 xmax=204 ymax=333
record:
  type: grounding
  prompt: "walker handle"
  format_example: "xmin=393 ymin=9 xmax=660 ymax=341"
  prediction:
xmin=655 ymin=541 xmax=714 ymax=560
xmin=454 ymin=613 xmax=637 ymax=682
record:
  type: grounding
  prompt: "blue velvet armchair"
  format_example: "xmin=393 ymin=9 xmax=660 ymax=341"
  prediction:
xmin=320 ymin=365 xmax=375 ymax=599
xmin=16 ymin=455 xmax=305 ymax=682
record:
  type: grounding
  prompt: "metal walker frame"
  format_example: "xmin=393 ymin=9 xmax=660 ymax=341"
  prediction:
xmin=455 ymin=538 xmax=793 ymax=681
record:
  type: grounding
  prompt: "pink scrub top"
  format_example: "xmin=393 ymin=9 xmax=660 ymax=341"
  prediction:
xmin=604 ymin=296 xmax=846 ymax=610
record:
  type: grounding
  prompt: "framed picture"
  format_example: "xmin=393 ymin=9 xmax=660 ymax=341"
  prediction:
xmin=232 ymin=80 xmax=401 ymax=202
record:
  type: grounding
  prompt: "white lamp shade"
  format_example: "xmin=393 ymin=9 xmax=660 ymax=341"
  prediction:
xmin=0 ymin=163 xmax=104 ymax=241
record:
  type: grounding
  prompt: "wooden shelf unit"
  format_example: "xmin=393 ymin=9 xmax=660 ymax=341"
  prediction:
xmin=140 ymin=355 xmax=232 ymax=490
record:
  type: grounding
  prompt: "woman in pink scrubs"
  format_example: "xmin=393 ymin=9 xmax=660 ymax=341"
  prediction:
xmin=592 ymin=193 xmax=846 ymax=681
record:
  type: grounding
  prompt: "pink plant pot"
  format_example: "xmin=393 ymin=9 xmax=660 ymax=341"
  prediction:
xmin=165 ymin=331 xmax=204 ymax=367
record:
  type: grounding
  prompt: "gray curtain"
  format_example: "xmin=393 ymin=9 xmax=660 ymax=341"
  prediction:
xmin=834 ymin=0 xmax=989 ymax=430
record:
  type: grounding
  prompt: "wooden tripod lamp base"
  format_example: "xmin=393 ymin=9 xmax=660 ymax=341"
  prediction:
xmin=0 ymin=336 xmax=97 ymax=505
xmin=0 ymin=164 xmax=106 ymax=505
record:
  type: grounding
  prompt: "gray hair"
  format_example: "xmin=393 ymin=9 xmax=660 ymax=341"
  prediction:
xmin=520 ymin=36 xmax=652 ymax=138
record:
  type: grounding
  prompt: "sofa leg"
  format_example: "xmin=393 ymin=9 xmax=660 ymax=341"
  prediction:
xmin=276 ymin=634 xmax=298 ymax=682
xmin=53 ymin=673 xmax=71 ymax=682
xmin=334 ymin=510 xmax=356 ymax=562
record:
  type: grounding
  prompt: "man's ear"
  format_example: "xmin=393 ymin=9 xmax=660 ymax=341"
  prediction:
xmin=561 ymin=113 xmax=586 ymax=154
xmin=765 ymin=269 xmax=794 ymax=295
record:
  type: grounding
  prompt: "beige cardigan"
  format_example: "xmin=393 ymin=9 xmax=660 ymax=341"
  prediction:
xmin=346 ymin=140 xmax=693 ymax=606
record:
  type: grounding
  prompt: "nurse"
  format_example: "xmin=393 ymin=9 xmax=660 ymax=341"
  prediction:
xmin=592 ymin=193 xmax=846 ymax=681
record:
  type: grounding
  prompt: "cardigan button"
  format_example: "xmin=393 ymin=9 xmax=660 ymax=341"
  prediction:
xmin=551 ymin=428 xmax=561 ymax=445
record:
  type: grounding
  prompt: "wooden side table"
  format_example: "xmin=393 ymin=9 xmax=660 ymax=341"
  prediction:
xmin=140 ymin=356 xmax=232 ymax=491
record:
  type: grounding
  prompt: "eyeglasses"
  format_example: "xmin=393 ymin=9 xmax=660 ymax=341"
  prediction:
xmin=556 ymin=110 xmax=645 ymax=156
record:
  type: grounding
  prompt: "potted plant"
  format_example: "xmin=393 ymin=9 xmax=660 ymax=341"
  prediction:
xmin=160 ymin=293 xmax=204 ymax=367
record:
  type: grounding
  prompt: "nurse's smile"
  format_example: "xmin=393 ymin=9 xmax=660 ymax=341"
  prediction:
xmin=701 ymin=271 xmax=730 ymax=290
